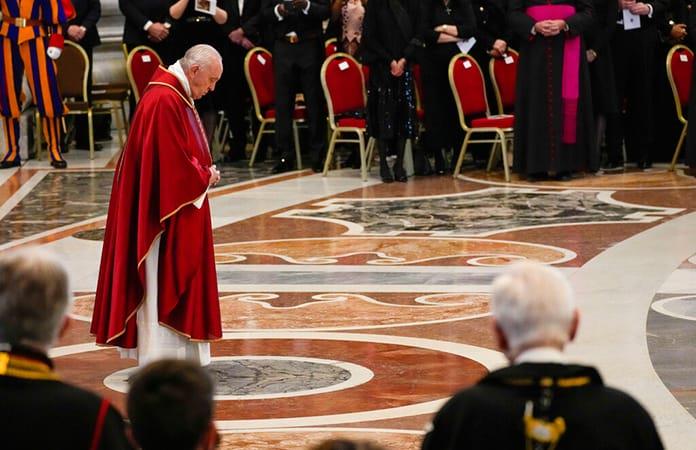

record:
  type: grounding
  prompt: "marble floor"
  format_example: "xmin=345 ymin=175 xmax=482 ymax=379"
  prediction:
xmin=2 ymin=141 xmax=696 ymax=450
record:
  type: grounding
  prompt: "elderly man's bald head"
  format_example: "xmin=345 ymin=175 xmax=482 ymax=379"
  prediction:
xmin=180 ymin=45 xmax=223 ymax=100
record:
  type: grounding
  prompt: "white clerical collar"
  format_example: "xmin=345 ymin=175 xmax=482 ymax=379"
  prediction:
xmin=168 ymin=61 xmax=192 ymax=99
xmin=514 ymin=347 xmax=567 ymax=364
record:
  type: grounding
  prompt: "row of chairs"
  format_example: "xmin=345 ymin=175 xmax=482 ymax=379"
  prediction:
xmin=244 ymin=44 xmax=520 ymax=182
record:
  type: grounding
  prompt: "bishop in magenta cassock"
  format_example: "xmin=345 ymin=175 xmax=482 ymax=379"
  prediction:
xmin=91 ymin=45 xmax=223 ymax=366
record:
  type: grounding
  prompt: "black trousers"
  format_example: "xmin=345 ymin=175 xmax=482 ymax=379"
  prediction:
xmin=220 ymin=44 xmax=252 ymax=156
xmin=606 ymin=26 xmax=657 ymax=164
xmin=273 ymin=39 xmax=325 ymax=163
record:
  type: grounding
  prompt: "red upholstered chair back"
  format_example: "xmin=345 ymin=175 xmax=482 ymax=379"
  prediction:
xmin=489 ymin=48 xmax=519 ymax=114
xmin=449 ymin=54 xmax=489 ymax=127
xmin=667 ymin=45 xmax=694 ymax=121
xmin=126 ymin=46 xmax=163 ymax=102
xmin=325 ymin=38 xmax=339 ymax=58
xmin=321 ymin=53 xmax=366 ymax=124
xmin=245 ymin=47 xmax=275 ymax=120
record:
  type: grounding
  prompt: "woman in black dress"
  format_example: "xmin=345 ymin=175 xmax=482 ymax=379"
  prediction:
xmin=169 ymin=0 xmax=229 ymax=143
xmin=421 ymin=0 xmax=476 ymax=174
xmin=361 ymin=0 xmax=423 ymax=182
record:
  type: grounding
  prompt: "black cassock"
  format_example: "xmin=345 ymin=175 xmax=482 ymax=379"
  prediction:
xmin=422 ymin=363 xmax=664 ymax=450
xmin=509 ymin=0 xmax=598 ymax=176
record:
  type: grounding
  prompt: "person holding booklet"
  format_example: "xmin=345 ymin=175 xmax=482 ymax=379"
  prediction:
xmin=508 ymin=0 xmax=597 ymax=181
xmin=420 ymin=0 xmax=477 ymax=175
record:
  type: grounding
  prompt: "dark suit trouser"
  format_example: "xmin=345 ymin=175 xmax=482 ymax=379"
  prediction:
xmin=606 ymin=26 xmax=656 ymax=164
xmin=273 ymin=39 xmax=325 ymax=164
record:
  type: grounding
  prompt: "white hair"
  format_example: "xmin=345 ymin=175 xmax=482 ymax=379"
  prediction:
xmin=0 ymin=247 xmax=72 ymax=348
xmin=491 ymin=261 xmax=575 ymax=352
xmin=179 ymin=44 xmax=222 ymax=71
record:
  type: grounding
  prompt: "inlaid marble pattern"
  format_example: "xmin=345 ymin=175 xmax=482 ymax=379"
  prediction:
xmin=218 ymin=429 xmax=423 ymax=450
xmin=214 ymin=237 xmax=575 ymax=266
xmin=278 ymin=188 xmax=683 ymax=236
xmin=70 ymin=292 xmax=491 ymax=331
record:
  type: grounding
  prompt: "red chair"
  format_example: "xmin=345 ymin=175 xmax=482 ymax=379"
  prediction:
xmin=126 ymin=46 xmax=163 ymax=102
xmin=325 ymin=38 xmax=339 ymax=58
xmin=449 ymin=53 xmax=514 ymax=181
xmin=489 ymin=48 xmax=519 ymax=115
xmin=320 ymin=53 xmax=375 ymax=181
xmin=666 ymin=44 xmax=693 ymax=171
xmin=412 ymin=63 xmax=426 ymax=125
xmin=244 ymin=47 xmax=305 ymax=168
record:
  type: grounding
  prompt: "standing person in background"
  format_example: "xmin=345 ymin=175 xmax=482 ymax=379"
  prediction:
xmin=262 ymin=0 xmax=330 ymax=174
xmin=169 ymin=0 xmax=229 ymax=143
xmin=0 ymin=0 xmax=72 ymax=169
xmin=326 ymin=0 xmax=368 ymax=57
xmin=222 ymin=0 xmax=262 ymax=162
xmin=361 ymin=0 xmax=423 ymax=183
xmin=604 ymin=0 xmax=668 ymax=171
xmin=585 ymin=0 xmax=619 ymax=171
xmin=119 ymin=0 xmax=175 ymax=64
xmin=508 ymin=0 xmax=597 ymax=181
xmin=421 ymin=0 xmax=477 ymax=175
xmin=66 ymin=0 xmax=102 ymax=152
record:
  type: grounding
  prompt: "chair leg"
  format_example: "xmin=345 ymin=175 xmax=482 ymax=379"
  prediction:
xmin=88 ymin=110 xmax=95 ymax=160
xmin=293 ymin=121 xmax=302 ymax=169
xmin=121 ymin=100 xmax=129 ymax=131
xmin=323 ymin=129 xmax=338 ymax=176
xmin=358 ymin=131 xmax=367 ymax=181
xmin=453 ymin=132 xmax=472 ymax=178
xmin=249 ymin=121 xmax=267 ymax=167
xmin=486 ymin=141 xmax=498 ymax=172
xmin=366 ymin=137 xmax=375 ymax=173
xmin=670 ymin=123 xmax=688 ymax=172
xmin=497 ymin=129 xmax=510 ymax=182
xmin=113 ymin=107 xmax=125 ymax=150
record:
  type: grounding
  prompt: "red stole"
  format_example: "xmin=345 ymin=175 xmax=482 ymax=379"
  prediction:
xmin=526 ymin=5 xmax=580 ymax=144
xmin=91 ymin=67 xmax=222 ymax=348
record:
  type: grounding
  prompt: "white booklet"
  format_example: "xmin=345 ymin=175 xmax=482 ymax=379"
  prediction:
xmin=457 ymin=37 xmax=477 ymax=55
xmin=195 ymin=0 xmax=217 ymax=15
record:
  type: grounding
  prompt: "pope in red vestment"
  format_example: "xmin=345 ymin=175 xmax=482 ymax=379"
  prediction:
xmin=91 ymin=45 xmax=223 ymax=361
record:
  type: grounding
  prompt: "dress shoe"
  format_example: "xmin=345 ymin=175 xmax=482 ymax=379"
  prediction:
xmin=393 ymin=166 xmax=408 ymax=183
xmin=51 ymin=160 xmax=68 ymax=169
xmin=0 ymin=159 xmax=21 ymax=169
xmin=271 ymin=158 xmax=294 ymax=174
xmin=637 ymin=159 xmax=652 ymax=170
xmin=311 ymin=161 xmax=324 ymax=173
xmin=600 ymin=161 xmax=623 ymax=173
xmin=555 ymin=171 xmax=572 ymax=181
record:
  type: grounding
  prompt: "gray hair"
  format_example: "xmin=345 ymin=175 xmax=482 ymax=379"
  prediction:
xmin=0 ymin=248 xmax=71 ymax=347
xmin=491 ymin=261 xmax=575 ymax=352
xmin=179 ymin=44 xmax=222 ymax=71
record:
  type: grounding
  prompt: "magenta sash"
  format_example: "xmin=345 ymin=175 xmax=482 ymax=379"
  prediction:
xmin=526 ymin=5 xmax=579 ymax=144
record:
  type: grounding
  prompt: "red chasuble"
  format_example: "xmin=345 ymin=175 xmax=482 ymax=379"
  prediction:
xmin=91 ymin=67 xmax=222 ymax=348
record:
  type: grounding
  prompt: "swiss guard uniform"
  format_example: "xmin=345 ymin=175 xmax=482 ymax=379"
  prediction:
xmin=0 ymin=0 xmax=73 ymax=169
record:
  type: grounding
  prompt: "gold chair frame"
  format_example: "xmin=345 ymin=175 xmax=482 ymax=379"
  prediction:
xmin=320 ymin=52 xmax=375 ymax=181
xmin=450 ymin=54 xmax=512 ymax=182
xmin=666 ymin=44 xmax=693 ymax=171
xmin=244 ymin=47 xmax=303 ymax=168
xmin=489 ymin=48 xmax=519 ymax=116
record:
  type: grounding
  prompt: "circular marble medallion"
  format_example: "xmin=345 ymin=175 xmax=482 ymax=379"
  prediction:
xmin=103 ymin=356 xmax=373 ymax=400
xmin=651 ymin=296 xmax=696 ymax=321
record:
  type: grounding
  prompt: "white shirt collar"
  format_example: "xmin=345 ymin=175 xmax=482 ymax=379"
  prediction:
xmin=167 ymin=61 xmax=192 ymax=99
xmin=514 ymin=347 xmax=567 ymax=365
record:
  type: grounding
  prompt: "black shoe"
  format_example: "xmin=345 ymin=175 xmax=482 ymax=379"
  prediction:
xmin=527 ymin=172 xmax=547 ymax=182
xmin=271 ymin=158 xmax=294 ymax=174
xmin=51 ymin=159 xmax=68 ymax=169
xmin=393 ymin=166 xmax=408 ymax=182
xmin=684 ymin=167 xmax=696 ymax=177
xmin=637 ymin=159 xmax=653 ymax=170
xmin=0 ymin=159 xmax=21 ymax=169
xmin=601 ymin=161 xmax=623 ymax=173
xmin=555 ymin=171 xmax=572 ymax=181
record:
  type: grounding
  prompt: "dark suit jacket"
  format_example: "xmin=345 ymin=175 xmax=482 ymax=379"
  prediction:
xmin=67 ymin=0 xmax=101 ymax=48
xmin=223 ymin=0 xmax=262 ymax=39
xmin=119 ymin=0 xmax=172 ymax=46
xmin=261 ymin=0 xmax=330 ymax=41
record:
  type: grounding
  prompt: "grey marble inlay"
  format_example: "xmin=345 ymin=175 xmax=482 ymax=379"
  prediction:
xmin=206 ymin=359 xmax=351 ymax=396
xmin=0 ymin=172 xmax=113 ymax=244
xmin=216 ymin=270 xmax=496 ymax=286
xmin=73 ymin=228 xmax=106 ymax=241
xmin=279 ymin=188 xmax=682 ymax=236
xmin=647 ymin=295 xmax=696 ymax=419
xmin=0 ymin=161 xmax=284 ymax=245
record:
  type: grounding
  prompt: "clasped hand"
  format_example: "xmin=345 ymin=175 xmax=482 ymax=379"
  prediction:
xmin=390 ymin=58 xmax=407 ymax=77
xmin=620 ymin=0 xmax=651 ymax=15
xmin=534 ymin=19 xmax=566 ymax=37
xmin=278 ymin=0 xmax=309 ymax=16
xmin=209 ymin=165 xmax=221 ymax=186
